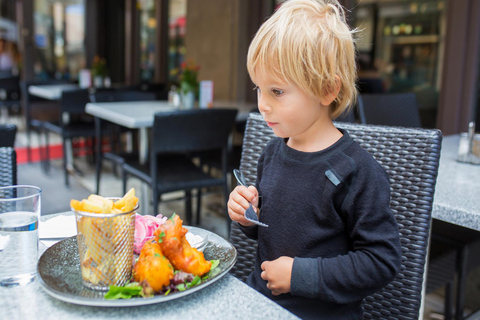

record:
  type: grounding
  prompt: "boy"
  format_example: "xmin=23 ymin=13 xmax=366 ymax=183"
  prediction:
xmin=227 ymin=0 xmax=402 ymax=319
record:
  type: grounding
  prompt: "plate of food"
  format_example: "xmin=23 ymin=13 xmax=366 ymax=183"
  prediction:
xmin=36 ymin=190 xmax=237 ymax=307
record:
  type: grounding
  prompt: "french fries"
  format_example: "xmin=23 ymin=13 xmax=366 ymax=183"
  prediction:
xmin=71 ymin=188 xmax=139 ymax=289
xmin=70 ymin=188 xmax=138 ymax=214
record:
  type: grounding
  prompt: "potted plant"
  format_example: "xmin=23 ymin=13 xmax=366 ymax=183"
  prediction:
xmin=92 ymin=55 xmax=108 ymax=87
xmin=171 ymin=59 xmax=200 ymax=109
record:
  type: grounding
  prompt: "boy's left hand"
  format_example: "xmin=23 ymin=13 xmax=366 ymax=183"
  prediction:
xmin=261 ymin=256 xmax=293 ymax=296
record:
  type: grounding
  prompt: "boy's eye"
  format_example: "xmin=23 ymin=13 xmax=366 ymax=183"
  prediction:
xmin=272 ymin=89 xmax=284 ymax=96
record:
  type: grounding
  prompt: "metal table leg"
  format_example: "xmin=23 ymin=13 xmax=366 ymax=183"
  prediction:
xmin=139 ymin=127 xmax=150 ymax=214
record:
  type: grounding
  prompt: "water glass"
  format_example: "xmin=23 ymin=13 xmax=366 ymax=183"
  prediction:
xmin=0 ymin=185 xmax=42 ymax=287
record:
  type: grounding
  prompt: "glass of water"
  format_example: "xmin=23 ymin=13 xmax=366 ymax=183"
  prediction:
xmin=0 ymin=185 xmax=41 ymax=287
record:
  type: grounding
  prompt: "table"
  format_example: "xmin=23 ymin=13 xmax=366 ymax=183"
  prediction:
xmin=430 ymin=134 xmax=480 ymax=319
xmin=0 ymin=213 xmax=299 ymax=320
xmin=432 ymin=135 xmax=480 ymax=230
xmin=28 ymin=84 xmax=80 ymax=100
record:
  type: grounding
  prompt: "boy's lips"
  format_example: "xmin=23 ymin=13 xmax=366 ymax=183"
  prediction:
xmin=266 ymin=121 xmax=278 ymax=127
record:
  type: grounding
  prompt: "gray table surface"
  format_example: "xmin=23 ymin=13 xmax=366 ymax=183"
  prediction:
xmin=432 ymin=135 xmax=480 ymax=231
xmin=0 ymin=213 xmax=299 ymax=320
xmin=86 ymin=100 xmax=180 ymax=128
xmin=28 ymin=84 xmax=80 ymax=100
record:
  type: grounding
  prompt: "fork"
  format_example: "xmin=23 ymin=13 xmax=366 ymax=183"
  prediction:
xmin=233 ymin=169 xmax=268 ymax=227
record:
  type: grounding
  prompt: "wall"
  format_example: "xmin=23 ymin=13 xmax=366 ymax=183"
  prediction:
xmin=185 ymin=0 xmax=240 ymax=101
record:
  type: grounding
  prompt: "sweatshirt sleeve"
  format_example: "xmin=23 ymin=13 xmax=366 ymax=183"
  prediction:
xmin=291 ymin=161 xmax=402 ymax=304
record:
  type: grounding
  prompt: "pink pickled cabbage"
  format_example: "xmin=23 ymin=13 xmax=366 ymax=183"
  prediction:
xmin=134 ymin=214 xmax=167 ymax=254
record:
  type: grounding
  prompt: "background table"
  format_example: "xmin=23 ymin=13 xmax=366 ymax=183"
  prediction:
xmin=432 ymin=134 xmax=480 ymax=230
xmin=430 ymin=134 xmax=480 ymax=319
xmin=0 ymin=212 xmax=299 ymax=320
xmin=28 ymin=84 xmax=80 ymax=100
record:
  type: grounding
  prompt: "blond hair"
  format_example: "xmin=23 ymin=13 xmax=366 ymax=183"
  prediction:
xmin=247 ymin=0 xmax=357 ymax=119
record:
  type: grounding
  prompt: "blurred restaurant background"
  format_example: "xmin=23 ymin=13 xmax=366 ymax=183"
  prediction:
xmin=0 ymin=0 xmax=478 ymax=134
xmin=1 ymin=1 xmax=480 ymax=319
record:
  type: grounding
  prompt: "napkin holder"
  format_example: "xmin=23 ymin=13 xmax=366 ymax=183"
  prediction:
xmin=457 ymin=122 xmax=480 ymax=165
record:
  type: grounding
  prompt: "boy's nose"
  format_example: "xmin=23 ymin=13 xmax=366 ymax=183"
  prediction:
xmin=257 ymin=95 xmax=271 ymax=114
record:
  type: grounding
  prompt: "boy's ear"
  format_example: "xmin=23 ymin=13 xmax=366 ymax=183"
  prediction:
xmin=320 ymin=76 xmax=341 ymax=106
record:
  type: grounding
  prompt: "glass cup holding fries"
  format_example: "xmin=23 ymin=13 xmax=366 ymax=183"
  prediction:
xmin=71 ymin=189 xmax=139 ymax=291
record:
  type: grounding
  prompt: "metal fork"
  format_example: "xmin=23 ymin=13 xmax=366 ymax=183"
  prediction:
xmin=233 ymin=169 xmax=268 ymax=227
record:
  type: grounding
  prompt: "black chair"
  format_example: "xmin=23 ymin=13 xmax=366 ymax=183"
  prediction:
xmin=121 ymin=109 xmax=238 ymax=232
xmin=121 ymin=82 xmax=168 ymax=100
xmin=91 ymin=90 xmax=156 ymax=103
xmin=42 ymin=88 xmax=96 ymax=186
xmin=0 ymin=123 xmax=17 ymax=147
xmin=0 ymin=147 xmax=17 ymax=187
xmin=20 ymin=79 xmax=71 ymax=162
xmin=335 ymin=101 xmax=367 ymax=124
xmin=0 ymin=76 xmax=21 ymax=121
xmin=358 ymin=93 xmax=422 ymax=128
xmin=229 ymin=112 xmax=442 ymax=320
xmin=91 ymin=90 xmax=157 ymax=194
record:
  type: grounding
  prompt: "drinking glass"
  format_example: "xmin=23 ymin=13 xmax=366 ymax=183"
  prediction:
xmin=0 ymin=185 xmax=42 ymax=287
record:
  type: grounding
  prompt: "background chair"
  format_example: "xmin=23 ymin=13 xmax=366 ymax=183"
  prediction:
xmin=0 ymin=123 xmax=17 ymax=147
xmin=359 ymin=93 xmax=422 ymax=128
xmin=20 ymin=79 xmax=71 ymax=162
xmin=335 ymin=101 xmax=367 ymax=124
xmin=0 ymin=76 xmax=21 ymax=122
xmin=230 ymin=112 xmax=442 ymax=320
xmin=90 ymin=89 xmax=157 ymax=103
xmin=42 ymin=88 xmax=96 ymax=186
xmin=91 ymin=89 xmax=157 ymax=194
xmin=120 ymin=82 xmax=168 ymax=100
xmin=0 ymin=147 xmax=17 ymax=187
xmin=122 ymin=109 xmax=237 ymax=232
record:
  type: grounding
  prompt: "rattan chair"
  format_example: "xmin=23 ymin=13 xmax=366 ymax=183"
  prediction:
xmin=359 ymin=93 xmax=422 ymax=128
xmin=229 ymin=112 xmax=442 ymax=320
xmin=0 ymin=124 xmax=17 ymax=147
xmin=0 ymin=147 xmax=17 ymax=187
xmin=122 ymin=109 xmax=238 ymax=232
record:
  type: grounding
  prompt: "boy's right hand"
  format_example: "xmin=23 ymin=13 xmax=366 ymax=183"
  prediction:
xmin=227 ymin=185 xmax=259 ymax=227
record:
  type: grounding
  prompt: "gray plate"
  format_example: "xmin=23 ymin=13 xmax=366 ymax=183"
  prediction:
xmin=37 ymin=226 xmax=237 ymax=307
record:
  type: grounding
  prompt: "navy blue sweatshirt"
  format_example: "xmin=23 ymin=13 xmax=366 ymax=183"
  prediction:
xmin=240 ymin=130 xmax=402 ymax=319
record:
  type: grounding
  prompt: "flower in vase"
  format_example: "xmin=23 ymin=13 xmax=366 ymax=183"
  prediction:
xmin=172 ymin=59 xmax=200 ymax=96
xmin=92 ymin=55 xmax=108 ymax=78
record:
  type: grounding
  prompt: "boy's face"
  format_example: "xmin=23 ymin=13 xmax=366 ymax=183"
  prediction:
xmin=252 ymin=69 xmax=332 ymax=141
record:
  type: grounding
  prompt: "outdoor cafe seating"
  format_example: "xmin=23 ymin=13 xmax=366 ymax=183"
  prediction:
xmin=91 ymin=89 xmax=157 ymax=191
xmin=230 ymin=112 xmax=442 ymax=319
xmin=20 ymin=79 xmax=73 ymax=162
xmin=121 ymin=108 xmax=238 ymax=233
xmin=42 ymin=88 xmax=99 ymax=187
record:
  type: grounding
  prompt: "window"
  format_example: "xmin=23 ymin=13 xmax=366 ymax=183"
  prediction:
xmin=355 ymin=0 xmax=446 ymax=128
xmin=33 ymin=0 xmax=86 ymax=80
xmin=168 ymin=0 xmax=186 ymax=85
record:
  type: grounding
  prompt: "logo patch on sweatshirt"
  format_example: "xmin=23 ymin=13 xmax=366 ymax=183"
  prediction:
xmin=325 ymin=169 xmax=341 ymax=186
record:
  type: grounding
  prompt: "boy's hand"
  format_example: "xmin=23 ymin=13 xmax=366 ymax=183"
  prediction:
xmin=261 ymin=256 xmax=293 ymax=296
xmin=227 ymin=185 xmax=259 ymax=227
